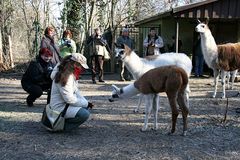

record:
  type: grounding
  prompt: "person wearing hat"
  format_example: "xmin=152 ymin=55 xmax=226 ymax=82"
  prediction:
xmin=116 ymin=28 xmax=134 ymax=81
xmin=143 ymin=27 xmax=164 ymax=56
xmin=21 ymin=48 xmax=54 ymax=107
xmin=48 ymin=53 xmax=93 ymax=131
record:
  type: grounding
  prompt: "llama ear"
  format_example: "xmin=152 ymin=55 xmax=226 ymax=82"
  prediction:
xmin=124 ymin=44 xmax=132 ymax=54
xmin=205 ymin=17 xmax=209 ymax=25
xmin=114 ymin=43 xmax=124 ymax=49
xmin=197 ymin=19 xmax=201 ymax=24
xmin=114 ymin=42 xmax=119 ymax=47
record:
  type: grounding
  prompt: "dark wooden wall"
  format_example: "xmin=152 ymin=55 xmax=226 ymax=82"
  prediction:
xmin=174 ymin=0 xmax=240 ymax=19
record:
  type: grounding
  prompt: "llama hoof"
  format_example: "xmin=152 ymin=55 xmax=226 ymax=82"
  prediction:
xmin=108 ymin=98 xmax=114 ymax=102
xmin=153 ymin=126 xmax=158 ymax=131
xmin=237 ymin=92 xmax=240 ymax=97
xmin=167 ymin=132 xmax=174 ymax=136
xmin=221 ymin=96 xmax=226 ymax=99
xmin=182 ymin=131 xmax=187 ymax=136
xmin=140 ymin=127 xmax=148 ymax=132
xmin=151 ymin=128 xmax=158 ymax=131
xmin=133 ymin=109 xmax=139 ymax=113
xmin=212 ymin=95 xmax=216 ymax=98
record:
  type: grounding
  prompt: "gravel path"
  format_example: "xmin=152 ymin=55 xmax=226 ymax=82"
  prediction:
xmin=0 ymin=73 xmax=240 ymax=160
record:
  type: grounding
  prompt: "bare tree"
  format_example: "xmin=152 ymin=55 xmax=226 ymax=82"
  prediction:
xmin=0 ymin=0 xmax=14 ymax=70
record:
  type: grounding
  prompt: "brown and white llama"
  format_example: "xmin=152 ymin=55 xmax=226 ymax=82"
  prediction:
xmin=109 ymin=65 xmax=189 ymax=136
xmin=224 ymin=70 xmax=238 ymax=90
xmin=195 ymin=19 xmax=240 ymax=98
xmin=114 ymin=43 xmax=192 ymax=112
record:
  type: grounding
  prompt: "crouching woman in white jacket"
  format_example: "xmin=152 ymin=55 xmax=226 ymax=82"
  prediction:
xmin=49 ymin=53 xmax=93 ymax=131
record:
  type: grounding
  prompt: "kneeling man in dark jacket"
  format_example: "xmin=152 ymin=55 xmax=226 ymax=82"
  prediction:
xmin=21 ymin=48 xmax=54 ymax=107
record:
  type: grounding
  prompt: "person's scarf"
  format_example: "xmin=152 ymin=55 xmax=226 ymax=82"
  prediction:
xmin=73 ymin=66 xmax=85 ymax=80
xmin=45 ymin=34 xmax=55 ymax=44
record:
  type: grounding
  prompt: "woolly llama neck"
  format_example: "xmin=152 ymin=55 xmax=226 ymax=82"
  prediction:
xmin=123 ymin=50 xmax=144 ymax=79
xmin=111 ymin=84 xmax=140 ymax=100
xmin=199 ymin=29 xmax=218 ymax=69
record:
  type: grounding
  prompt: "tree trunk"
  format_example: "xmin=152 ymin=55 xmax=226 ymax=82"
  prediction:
xmin=0 ymin=28 xmax=3 ymax=64
xmin=8 ymin=35 xmax=14 ymax=68
xmin=0 ymin=0 xmax=14 ymax=70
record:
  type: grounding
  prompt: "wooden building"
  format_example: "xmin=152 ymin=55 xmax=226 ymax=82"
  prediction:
xmin=135 ymin=0 xmax=240 ymax=60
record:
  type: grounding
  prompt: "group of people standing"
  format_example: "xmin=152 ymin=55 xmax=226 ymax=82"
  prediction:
xmin=21 ymin=26 xmax=167 ymax=106
xmin=116 ymin=27 xmax=165 ymax=81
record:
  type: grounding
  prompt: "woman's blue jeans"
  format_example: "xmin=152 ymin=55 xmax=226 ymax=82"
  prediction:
xmin=64 ymin=108 xmax=90 ymax=131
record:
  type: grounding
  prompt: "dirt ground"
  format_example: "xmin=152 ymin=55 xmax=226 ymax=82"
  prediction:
xmin=1 ymin=72 xmax=240 ymax=160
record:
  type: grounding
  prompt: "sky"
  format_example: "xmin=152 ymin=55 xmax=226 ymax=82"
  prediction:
xmin=49 ymin=0 xmax=64 ymax=26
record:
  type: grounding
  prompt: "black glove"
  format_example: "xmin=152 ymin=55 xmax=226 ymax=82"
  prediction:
xmin=87 ymin=102 xmax=94 ymax=109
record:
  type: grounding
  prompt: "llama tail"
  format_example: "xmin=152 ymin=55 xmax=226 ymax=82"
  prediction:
xmin=180 ymin=70 xmax=190 ymax=109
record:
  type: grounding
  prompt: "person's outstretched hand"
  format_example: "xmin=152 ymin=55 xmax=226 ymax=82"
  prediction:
xmin=87 ymin=102 xmax=94 ymax=110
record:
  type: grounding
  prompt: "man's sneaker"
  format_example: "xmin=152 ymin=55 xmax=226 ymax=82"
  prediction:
xmin=99 ymin=80 xmax=105 ymax=83
xmin=92 ymin=80 xmax=97 ymax=84
xmin=119 ymin=78 xmax=125 ymax=81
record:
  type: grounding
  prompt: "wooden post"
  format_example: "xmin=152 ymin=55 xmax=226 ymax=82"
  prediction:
xmin=176 ymin=20 xmax=179 ymax=53
xmin=8 ymin=35 xmax=14 ymax=68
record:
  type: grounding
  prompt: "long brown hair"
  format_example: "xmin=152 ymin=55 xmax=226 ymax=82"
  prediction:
xmin=55 ymin=55 xmax=75 ymax=86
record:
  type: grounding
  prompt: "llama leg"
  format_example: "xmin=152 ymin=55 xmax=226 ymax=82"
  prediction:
xmin=231 ymin=70 xmax=238 ymax=89
xmin=226 ymin=72 xmax=230 ymax=89
xmin=177 ymin=92 xmax=189 ymax=136
xmin=141 ymin=94 xmax=153 ymax=131
xmin=212 ymin=69 xmax=220 ymax=98
xmin=153 ymin=94 xmax=159 ymax=130
xmin=134 ymin=94 xmax=143 ymax=113
xmin=220 ymin=70 xmax=226 ymax=98
xmin=167 ymin=93 xmax=179 ymax=135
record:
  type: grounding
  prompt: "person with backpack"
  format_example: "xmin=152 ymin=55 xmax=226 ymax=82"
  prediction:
xmin=21 ymin=48 xmax=54 ymax=107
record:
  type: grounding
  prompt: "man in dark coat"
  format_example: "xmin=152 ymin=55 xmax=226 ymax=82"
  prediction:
xmin=116 ymin=28 xmax=134 ymax=81
xmin=21 ymin=48 xmax=54 ymax=107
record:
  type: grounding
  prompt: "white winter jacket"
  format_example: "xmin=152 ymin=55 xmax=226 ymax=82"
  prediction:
xmin=49 ymin=64 xmax=88 ymax=118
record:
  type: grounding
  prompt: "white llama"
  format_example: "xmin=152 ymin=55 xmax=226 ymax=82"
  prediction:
xmin=114 ymin=43 xmax=192 ymax=112
xmin=195 ymin=19 xmax=240 ymax=98
xmin=109 ymin=66 xmax=189 ymax=136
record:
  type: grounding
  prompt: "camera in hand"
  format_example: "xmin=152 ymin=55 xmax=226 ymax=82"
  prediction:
xmin=47 ymin=66 xmax=53 ymax=72
xmin=45 ymin=66 xmax=53 ymax=79
xmin=65 ymin=40 xmax=71 ymax=47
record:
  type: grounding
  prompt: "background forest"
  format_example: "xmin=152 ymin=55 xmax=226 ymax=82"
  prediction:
xmin=0 ymin=0 xmax=203 ymax=71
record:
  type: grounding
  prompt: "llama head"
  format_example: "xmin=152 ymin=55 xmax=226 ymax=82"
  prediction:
xmin=195 ymin=18 xmax=210 ymax=34
xmin=114 ymin=43 xmax=132 ymax=60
